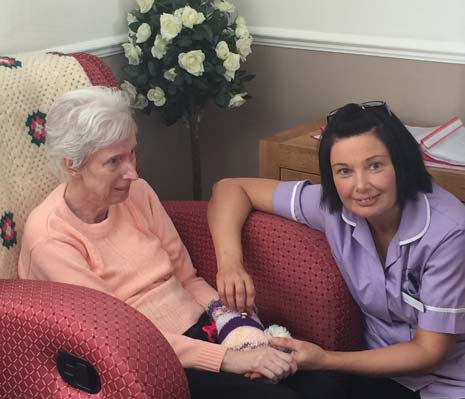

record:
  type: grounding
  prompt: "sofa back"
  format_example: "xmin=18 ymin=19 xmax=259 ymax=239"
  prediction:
xmin=164 ymin=200 xmax=363 ymax=351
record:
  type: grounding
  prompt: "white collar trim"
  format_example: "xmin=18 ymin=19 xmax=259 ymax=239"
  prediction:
xmin=341 ymin=211 xmax=356 ymax=227
xmin=399 ymin=194 xmax=430 ymax=246
xmin=340 ymin=193 xmax=430 ymax=245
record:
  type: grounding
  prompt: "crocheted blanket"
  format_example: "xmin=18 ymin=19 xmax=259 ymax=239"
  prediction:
xmin=0 ymin=52 xmax=113 ymax=279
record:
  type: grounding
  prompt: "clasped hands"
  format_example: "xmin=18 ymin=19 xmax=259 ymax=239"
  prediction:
xmin=217 ymin=266 xmax=328 ymax=381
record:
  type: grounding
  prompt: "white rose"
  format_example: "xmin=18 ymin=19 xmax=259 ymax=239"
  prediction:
xmin=151 ymin=34 xmax=168 ymax=59
xmin=163 ymin=68 xmax=177 ymax=81
xmin=215 ymin=41 xmax=229 ymax=60
xmin=136 ymin=23 xmax=152 ymax=43
xmin=235 ymin=16 xmax=246 ymax=27
xmin=235 ymin=23 xmax=249 ymax=39
xmin=178 ymin=50 xmax=205 ymax=77
xmin=134 ymin=93 xmax=148 ymax=109
xmin=120 ymin=80 xmax=137 ymax=104
xmin=228 ymin=93 xmax=247 ymax=108
xmin=236 ymin=36 xmax=252 ymax=61
xmin=213 ymin=0 xmax=235 ymax=13
xmin=160 ymin=13 xmax=183 ymax=41
xmin=127 ymin=12 xmax=138 ymax=24
xmin=122 ymin=42 xmax=143 ymax=65
xmin=127 ymin=13 xmax=138 ymax=36
xmin=223 ymin=52 xmax=240 ymax=81
xmin=178 ymin=5 xmax=205 ymax=29
xmin=136 ymin=0 xmax=154 ymax=14
xmin=147 ymin=87 xmax=166 ymax=107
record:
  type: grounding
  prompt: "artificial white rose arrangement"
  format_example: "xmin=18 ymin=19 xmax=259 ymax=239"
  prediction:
xmin=121 ymin=0 xmax=254 ymax=124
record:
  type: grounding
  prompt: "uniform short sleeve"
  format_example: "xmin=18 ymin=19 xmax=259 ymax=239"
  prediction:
xmin=272 ymin=181 xmax=326 ymax=231
xmin=418 ymin=229 xmax=465 ymax=334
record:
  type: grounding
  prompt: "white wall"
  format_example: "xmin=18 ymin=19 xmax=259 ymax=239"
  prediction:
xmin=0 ymin=0 xmax=133 ymax=56
xmin=236 ymin=0 xmax=465 ymax=64
xmin=235 ymin=0 xmax=465 ymax=42
xmin=2 ymin=0 xmax=465 ymax=63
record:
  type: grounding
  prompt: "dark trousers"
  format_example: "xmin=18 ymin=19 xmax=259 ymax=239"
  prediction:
xmin=183 ymin=313 xmax=344 ymax=399
xmin=347 ymin=375 xmax=420 ymax=399
xmin=185 ymin=368 xmax=344 ymax=399
xmin=183 ymin=313 xmax=420 ymax=399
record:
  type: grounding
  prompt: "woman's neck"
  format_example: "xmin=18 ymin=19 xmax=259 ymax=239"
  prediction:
xmin=64 ymin=183 xmax=108 ymax=224
xmin=367 ymin=206 xmax=402 ymax=265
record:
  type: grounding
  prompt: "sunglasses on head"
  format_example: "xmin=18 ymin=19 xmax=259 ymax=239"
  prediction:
xmin=326 ymin=101 xmax=391 ymax=124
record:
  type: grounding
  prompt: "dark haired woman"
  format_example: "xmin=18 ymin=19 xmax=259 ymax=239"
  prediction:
xmin=207 ymin=102 xmax=465 ymax=399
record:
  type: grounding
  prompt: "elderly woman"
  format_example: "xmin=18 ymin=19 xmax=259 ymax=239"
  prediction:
xmin=208 ymin=102 xmax=465 ymax=399
xmin=18 ymin=86 xmax=342 ymax=399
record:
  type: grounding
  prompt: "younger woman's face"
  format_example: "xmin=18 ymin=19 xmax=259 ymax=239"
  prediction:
xmin=330 ymin=131 xmax=400 ymax=226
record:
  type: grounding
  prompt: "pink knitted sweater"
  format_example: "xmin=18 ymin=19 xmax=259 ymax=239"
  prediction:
xmin=18 ymin=178 xmax=227 ymax=371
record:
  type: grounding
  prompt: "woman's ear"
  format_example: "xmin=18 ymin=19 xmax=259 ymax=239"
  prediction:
xmin=63 ymin=158 xmax=80 ymax=177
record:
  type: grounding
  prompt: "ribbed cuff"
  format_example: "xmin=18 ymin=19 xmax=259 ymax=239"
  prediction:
xmin=193 ymin=341 xmax=228 ymax=372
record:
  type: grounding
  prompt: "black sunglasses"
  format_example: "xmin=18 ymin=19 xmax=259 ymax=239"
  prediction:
xmin=326 ymin=101 xmax=391 ymax=124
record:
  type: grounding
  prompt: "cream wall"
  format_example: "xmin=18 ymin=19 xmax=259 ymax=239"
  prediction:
xmin=3 ymin=1 xmax=465 ymax=199
xmin=0 ymin=0 xmax=132 ymax=55
xmin=236 ymin=0 xmax=465 ymax=42
xmin=103 ymin=46 xmax=465 ymax=199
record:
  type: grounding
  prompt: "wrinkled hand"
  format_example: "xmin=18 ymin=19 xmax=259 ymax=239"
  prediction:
xmin=216 ymin=265 xmax=255 ymax=313
xmin=271 ymin=337 xmax=327 ymax=371
xmin=221 ymin=346 xmax=297 ymax=382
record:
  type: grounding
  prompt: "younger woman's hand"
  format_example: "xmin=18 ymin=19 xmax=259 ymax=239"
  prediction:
xmin=271 ymin=337 xmax=328 ymax=371
xmin=216 ymin=264 xmax=255 ymax=313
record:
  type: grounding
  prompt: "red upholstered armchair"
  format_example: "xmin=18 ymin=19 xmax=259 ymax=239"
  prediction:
xmin=164 ymin=201 xmax=362 ymax=351
xmin=0 ymin=52 xmax=361 ymax=398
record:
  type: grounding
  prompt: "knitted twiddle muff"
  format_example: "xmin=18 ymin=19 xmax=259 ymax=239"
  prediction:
xmin=0 ymin=53 xmax=92 ymax=279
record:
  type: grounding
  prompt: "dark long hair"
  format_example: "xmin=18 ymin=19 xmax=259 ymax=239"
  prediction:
xmin=319 ymin=103 xmax=432 ymax=213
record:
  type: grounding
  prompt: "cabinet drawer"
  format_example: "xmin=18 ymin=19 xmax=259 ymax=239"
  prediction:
xmin=280 ymin=168 xmax=321 ymax=183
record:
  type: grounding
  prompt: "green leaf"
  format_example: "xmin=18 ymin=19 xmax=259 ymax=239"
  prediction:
xmin=172 ymin=0 xmax=188 ymax=8
xmin=135 ymin=71 xmax=150 ymax=86
xmin=202 ymin=24 xmax=214 ymax=43
xmin=192 ymin=29 xmax=205 ymax=41
xmin=167 ymin=85 xmax=178 ymax=96
xmin=193 ymin=78 xmax=209 ymax=91
xmin=177 ymin=37 xmax=193 ymax=48
xmin=147 ymin=60 xmax=159 ymax=77
xmin=163 ymin=46 xmax=180 ymax=66
xmin=241 ymin=74 xmax=255 ymax=82
xmin=122 ymin=64 xmax=142 ymax=79
xmin=174 ymin=74 xmax=185 ymax=87
xmin=149 ymin=13 xmax=161 ymax=29
xmin=215 ymin=91 xmax=229 ymax=107
xmin=184 ymin=73 xmax=193 ymax=84
xmin=215 ymin=64 xmax=225 ymax=75
xmin=129 ymin=22 xmax=142 ymax=33
xmin=203 ymin=61 xmax=214 ymax=73
xmin=164 ymin=101 xmax=184 ymax=125
xmin=190 ymin=0 xmax=201 ymax=8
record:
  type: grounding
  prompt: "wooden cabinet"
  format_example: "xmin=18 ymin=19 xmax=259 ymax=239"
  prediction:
xmin=259 ymin=118 xmax=465 ymax=203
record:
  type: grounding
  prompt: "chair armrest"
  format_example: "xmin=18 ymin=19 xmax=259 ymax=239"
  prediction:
xmin=0 ymin=279 xmax=189 ymax=399
xmin=164 ymin=200 xmax=362 ymax=352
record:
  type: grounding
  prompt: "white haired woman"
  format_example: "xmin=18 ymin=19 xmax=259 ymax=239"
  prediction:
xmin=18 ymin=86 xmax=343 ymax=399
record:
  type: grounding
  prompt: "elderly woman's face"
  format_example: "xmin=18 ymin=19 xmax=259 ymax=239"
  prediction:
xmin=73 ymin=133 xmax=138 ymax=207
xmin=330 ymin=131 xmax=399 ymax=226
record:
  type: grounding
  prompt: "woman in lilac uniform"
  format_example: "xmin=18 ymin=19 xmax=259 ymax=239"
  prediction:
xmin=207 ymin=102 xmax=465 ymax=399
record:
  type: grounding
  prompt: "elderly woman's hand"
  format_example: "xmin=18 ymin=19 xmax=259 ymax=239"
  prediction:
xmin=221 ymin=346 xmax=297 ymax=382
xmin=216 ymin=262 xmax=255 ymax=313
